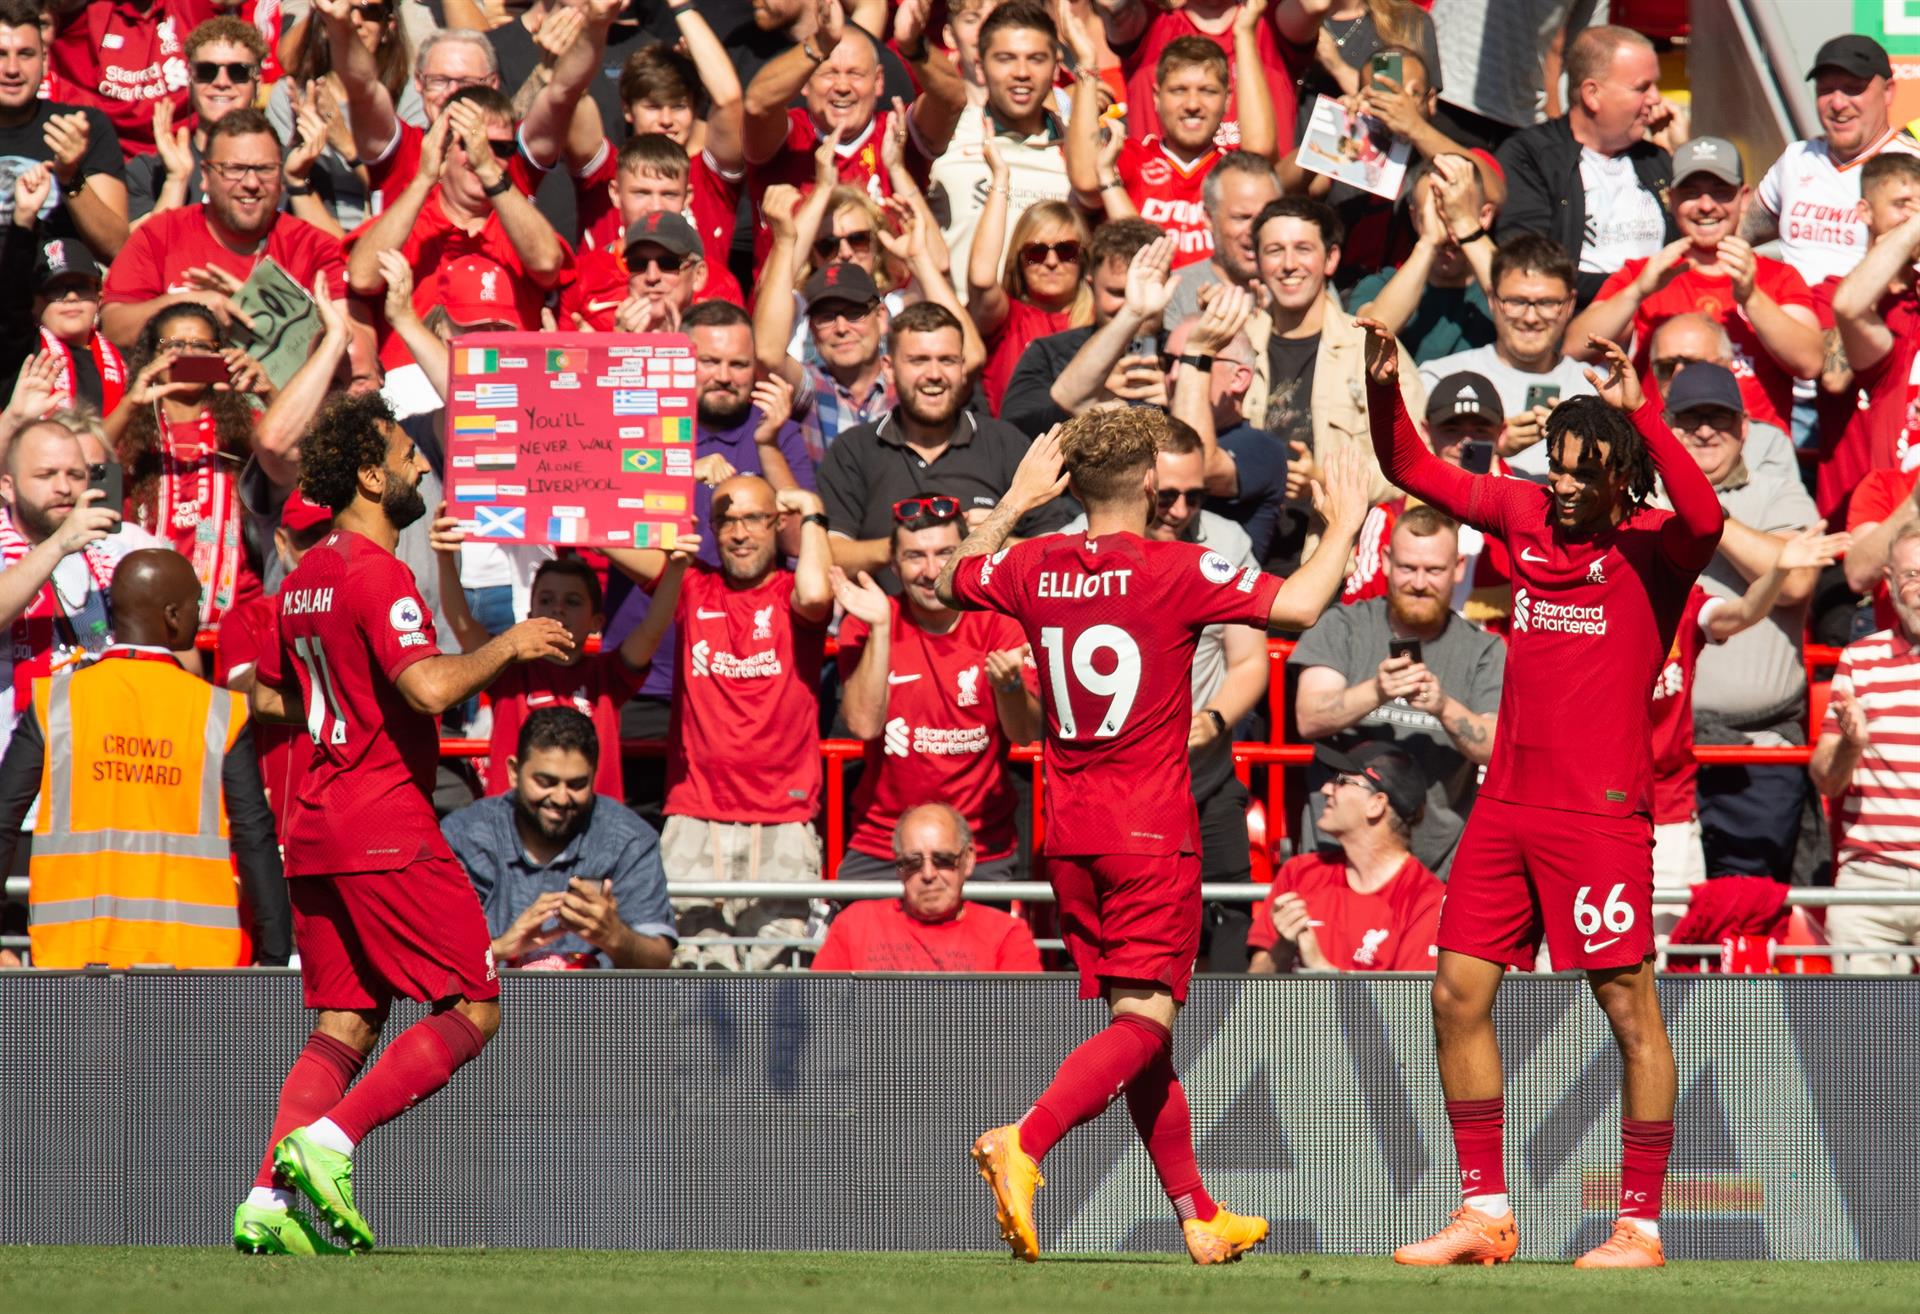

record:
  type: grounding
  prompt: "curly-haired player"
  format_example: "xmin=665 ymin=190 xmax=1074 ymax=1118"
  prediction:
xmin=1363 ymin=324 xmax=1723 ymax=1270
xmin=938 ymin=408 xmax=1370 ymax=1264
xmin=232 ymin=393 xmax=573 ymax=1255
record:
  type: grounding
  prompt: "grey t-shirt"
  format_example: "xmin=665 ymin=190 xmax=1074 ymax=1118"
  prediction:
xmin=1419 ymin=345 xmax=1596 ymax=480
xmin=1287 ymin=597 xmax=1505 ymax=874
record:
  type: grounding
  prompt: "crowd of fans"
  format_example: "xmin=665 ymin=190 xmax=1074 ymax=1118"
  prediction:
xmin=2 ymin=0 xmax=1918 ymax=976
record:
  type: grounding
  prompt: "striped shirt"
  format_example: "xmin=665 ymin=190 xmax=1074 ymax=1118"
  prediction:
xmin=1825 ymin=629 xmax=1920 ymax=877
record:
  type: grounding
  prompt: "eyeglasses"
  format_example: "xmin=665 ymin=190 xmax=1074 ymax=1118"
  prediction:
xmin=628 ymin=251 xmax=688 ymax=274
xmin=205 ymin=162 xmax=278 ymax=182
xmin=1020 ymin=239 xmax=1082 ymax=266
xmin=1672 ymin=411 xmax=1740 ymax=438
xmin=1651 ymin=354 xmax=1709 ymax=382
xmin=715 ymin=511 xmax=776 ymax=531
xmin=808 ymin=301 xmax=878 ymax=327
xmin=812 ymin=230 xmax=875 ymax=260
xmin=1494 ymin=294 xmax=1571 ymax=317
xmin=192 ymin=61 xmax=258 ymax=85
xmin=1154 ymin=486 xmax=1206 ymax=510
xmin=894 ymin=850 xmax=967 ymax=875
xmin=893 ymin=495 xmax=961 ymax=522
xmin=158 ymin=337 xmax=220 ymax=354
xmin=351 ymin=0 xmax=394 ymax=20
xmin=421 ymin=73 xmax=495 ymax=94
xmin=1894 ymin=569 xmax=1920 ymax=586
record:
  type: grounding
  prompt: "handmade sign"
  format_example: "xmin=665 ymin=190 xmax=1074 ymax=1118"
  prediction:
xmin=443 ymin=332 xmax=697 ymax=549
xmin=232 ymin=258 xmax=320 ymax=389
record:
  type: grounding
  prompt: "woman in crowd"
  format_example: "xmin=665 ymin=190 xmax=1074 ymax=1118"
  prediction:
xmin=0 ymin=166 xmax=123 ymax=418
xmin=968 ymin=166 xmax=1092 ymax=416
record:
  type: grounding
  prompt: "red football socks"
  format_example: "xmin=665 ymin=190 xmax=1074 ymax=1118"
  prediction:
xmin=1019 ymin=1014 xmax=1171 ymax=1163
xmin=1445 ymin=1097 xmax=1507 ymax=1200
xmin=255 ymin=1032 xmax=367 ymax=1188
xmin=1619 ymin=1118 xmax=1674 ymax=1220
xmin=1126 ymin=1049 xmax=1217 ymax=1223
xmin=325 ymin=1010 xmax=488 ymax=1146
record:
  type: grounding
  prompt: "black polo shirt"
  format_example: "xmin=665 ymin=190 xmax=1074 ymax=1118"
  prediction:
xmin=819 ymin=408 xmax=1073 ymax=587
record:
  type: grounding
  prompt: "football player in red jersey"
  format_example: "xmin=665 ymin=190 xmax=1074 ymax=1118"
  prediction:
xmin=1363 ymin=321 xmax=1724 ymax=1270
xmin=234 ymin=393 xmax=573 ymax=1256
xmin=939 ymin=409 xmax=1369 ymax=1264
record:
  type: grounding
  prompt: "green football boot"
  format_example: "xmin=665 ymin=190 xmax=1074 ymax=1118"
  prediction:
xmin=232 ymin=1199 xmax=349 ymax=1256
xmin=272 ymin=1128 xmax=376 ymax=1252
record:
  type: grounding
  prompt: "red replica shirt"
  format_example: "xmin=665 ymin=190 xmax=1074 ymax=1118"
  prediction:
xmin=363 ymin=120 xmax=543 ymax=217
xmin=50 ymin=0 xmax=218 ymax=160
xmin=746 ymin=109 xmax=931 ymax=264
xmin=665 ymin=564 xmax=827 ymax=824
xmin=558 ymin=239 xmax=745 ymax=332
xmin=1845 ymin=466 xmax=1918 ymax=633
xmin=485 ymin=648 xmax=646 ymax=801
xmin=574 ymin=143 xmax=745 ymax=270
xmin=810 ymin=898 xmax=1042 ymax=972
xmin=260 ymin=530 xmax=452 ymax=876
xmin=950 ymin=533 xmax=1282 ymax=856
xmin=982 ymin=300 xmax=1072 ymax=417
xmin=215 ymin=593 xmax=309 ymax=843
xmin=1598 ymin=255 xmax=1815 ymax=431
xmin=1247 ymin=851 xmax=1443 ymax=970
xmin=1117 ymin=136 xmax=1217 ymax=270
xmin=1812 ymin=278 xmax=1920 ymax=519
xmin=1119 ymin=9 xmax=1309 ymax=152
xmin=837 ymin=600 xmax=1032 ymax=861
xmin=101 ymin=207 xmax=348 ymax=310
xmin=1649 ymin=586 xmax=1725 ymax=825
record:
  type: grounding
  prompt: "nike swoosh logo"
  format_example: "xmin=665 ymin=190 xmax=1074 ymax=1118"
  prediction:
xmin=1584 ymin=936 xmax=1621 ymax=953
xmin=695 ymin=608 xmax=726 ymax=619
xmin=1520 ymin=547 xmax=1548 ymax=563
xmin=887 ymin=672 xmax=922 ymax=685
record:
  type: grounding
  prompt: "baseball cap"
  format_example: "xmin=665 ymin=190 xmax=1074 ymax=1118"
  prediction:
xmin=1424 ymin=371 xmax=1504 ymax=426
xmin=1806 ymin=34 xmax=1892 ymax=82
xmin=1671 ymin=136 xmax=1744 ymax=187
xmin=278 ymin=488 xmax=333 ymax=534
xmin=441 ymin=255 xmax=523 ymax=328
xmin=623 ymin=211 xmax=701 ymax=260
xmin=1663 ymin=360 xmax=1745 ymax=416
xmin=1317 ymin=742 xmax=1428 ymax=824
xmin=802 ymin=260 xmax=882 ymax=310
xmin=32 ymin=237 xmax=102 ymax=291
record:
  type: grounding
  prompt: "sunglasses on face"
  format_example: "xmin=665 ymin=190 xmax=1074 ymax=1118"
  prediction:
xmin=1020 ymin=239 xmax=1082 ymax=266
xmin=1154 ymin=486 xmax=1206 ymax=510
xmin=894 ymin=850 xmax=967 ymax=875
xmin=1651 ymin=354 xmax=1709 ymax=381
xmin=812 ymin=230 xmax=875 ymax=260
xmin=192 ymin=61 xmax=258 ymax=85
xmin=808 ymin=301 xmax=877 ymax=327
xmin=892 ymin=495 xmax=961 ymax=522
xmin=629 ymin=251 xmax=688 ymax=274
xmin=351 ymin=1 xmax=394 ymax=20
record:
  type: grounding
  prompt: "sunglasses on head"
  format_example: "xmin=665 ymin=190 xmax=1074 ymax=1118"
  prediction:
xmin=893 ymin=495 xmax=961 ymax=522
xmin=192 ymin=61 xmax=258 ymax=85
xmin=812 ymin=230 xmax=875 ymax=260
xmin=1021 ymin=239 xmax=1082 ymax=266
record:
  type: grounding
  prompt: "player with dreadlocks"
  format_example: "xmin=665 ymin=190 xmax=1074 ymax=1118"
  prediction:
xmin=1361 ymin=321 xmax=1723 ymax=1271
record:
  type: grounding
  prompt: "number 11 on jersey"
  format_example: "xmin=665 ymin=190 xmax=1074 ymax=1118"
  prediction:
xmin=1039 ymin=624 xmax=1142 ymax=739
xmin=293 ymin=634 xmax=350 ymax=747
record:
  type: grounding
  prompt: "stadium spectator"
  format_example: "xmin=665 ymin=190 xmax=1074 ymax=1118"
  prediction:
xmin=1811 ymin=522 xmax=1920 ymax=971
xmin=1426 ymin=0 xmax=1589 ymax=151
xmin=1162 ymin=151 xmax=1282 ymax=329
xmin=812 ymin=803 xmax=1042 ymax=971
xmin=0 ymin=233 xmax=122 ymax=418
xmin=1420 ymin=234 xmax=1595 ymax=481
xmin=611 ymin=475 xmax=831 ymax=971
xmin=1291 ymin=505 xmax=1503 ymax=875
xmin=1652 ymin=363 xmax=1822 ymax=883
xmin=757 ymin=255 xmax=894 ymax=462
xmin=1643 ymin=317 xmax=1800 ymax=485
xmin=969 ymin=193 xmax=1091 ymax=418
xmin=1568 ymin=137 xmax=1821 ymax=434
xmin=45 ymin=0 xmax=209 ymax=163
xmin=1069 ymin=31 xmax=1276 ymax=268
xmin=1492 ymin=25 xmax=1678 ymax=306
xmin=1247 ymin=743 xmax=1442 ymax=972
xmin=595 ymin=210 xmax=709 ymax=334
xmin=999 ymin=216 xmax=1162 ymax=437
xmin=1347 ymin=154 xmax=1499 ymax=365
xmin=1747 ymin=34 xmax=1920 ymax=287
xmin=1298 ymin=0 xmax=1441 ymax=105
xmin=125 ymin=17 xmax=268 ymax=222
xmin=821 ymin=302 xmax=1068 ymax=580
xmin=0 ymin=0 xmax=130 ymax=260
xmin=444 ymin=707 xmax=676 ymax=971
xmin=0 ymin=548 xmax=290 ymax=969
xmin=99 ymin=109 xmax=351 ymax=349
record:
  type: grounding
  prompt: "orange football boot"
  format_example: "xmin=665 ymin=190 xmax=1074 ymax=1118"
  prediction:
xmin=1574 ymin=1220 xmax=1666 ymax=1269
xmin=1393 ymin=1205 xmax=1520 ymax=1266
xmin=971 ymin=1125 xmax=1044 ymax=1262
xmin=1181 ymin=1206 xmax=1269 ymax=1264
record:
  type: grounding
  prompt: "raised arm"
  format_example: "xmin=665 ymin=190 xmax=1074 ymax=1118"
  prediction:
xmin=1359 ymin=317 xmax=1478 ymax=520
xmin=967 ymin=133 xmax=1014 ymax=337
xmin=620 ymin=536 xmax=700 ymax=670
xmin=449 ymin=102 xmax=565 ymax=284
xmin=252 ymin=278 xmax=352 ymax=488
xmin=1720 ymin=237 xmax=1823 ymax=380
xmin=1583 ymin=335 xmax=1724 ymax=570
xmin=315 ymin=0 xmax=400 ymax=166
xmin=1062 ymin=52 xmax=1107 ymax=209
xmin=937 ymin=427 xmax=1068 ymax=607
xmin=1051 ymin=235 xmax=1173 ymax=414
xmin=782 ymin=487 xmax=833 ymax=621
xmin=674 ymin=4 xmax=745 ymax=172
xmin=829 ymin=566 xmax=893 ymax=738
xmin=1170 ymin=283 xmax=1253 ymax=495
xmin=1704 ymin=526 xmax=1850 ymax=641
xmin=753 ymin=184 xmax=815 ymax=391
xmin=744 ymin=0 xmax=844 ymax=165
xmin=1832 ymin=209 xmax=1920 ymax=377
xmin=347 ymin=118 xmax=446 ymax=296
xmin=1232 ymin=0 xmax=1278 ymax=162
xmin=519 ymin=0 xmax=618 ymax=169
xmin=895 ymin=0 xmax=968 ymax=159
xmin=1266 ymin=447 xmax=1370 ymax=630
xmin=878 ymin=197 xmax=984 ymax=374
xmin=1564 ymin=239 xmax=1692 ymax=362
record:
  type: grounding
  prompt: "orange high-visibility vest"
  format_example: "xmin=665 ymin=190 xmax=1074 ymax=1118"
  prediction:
xmin=28 ymin=656 xmax=249 ymax=968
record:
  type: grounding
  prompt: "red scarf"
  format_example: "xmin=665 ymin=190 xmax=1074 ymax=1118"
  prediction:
xmin=0 ymin=505 xmax=115 ymax=665
xmin=142 ymin=409 xmax=242 ymax=625
xmin=39 ymin=326 xmax=126 ymax=414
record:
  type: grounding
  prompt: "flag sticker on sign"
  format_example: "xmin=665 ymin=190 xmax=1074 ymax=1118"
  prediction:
xmin=474 ymin=450 xmax=517 ymax=470
xmin=632 ymin=522 xmax=678 ymax=549
xmin=471 ymin=506 xmax=525 ymax=539
xmin=656 ymin=416 xmax=692 ymax=444
xmin=473 ymin=383 xmax=519 ymax=408
xmin=547 ymin=515 xmax=588 ymax=542
xmin=643 ymin=492 xmax=687 ymax=513
xmin=454 ymin=485 xmax=496 ymax=502
xmin=460 ymin=347 xmax=499 ymax=374
xmin=613 ymin=389 xmax=660 ymax=415
xmin=621 ymin=449 xmax=663 ymax=473
xmin=546 ymin=347 xmax=586 ymax=373
xmin=454 ymin=414 xmax=496 ymax=437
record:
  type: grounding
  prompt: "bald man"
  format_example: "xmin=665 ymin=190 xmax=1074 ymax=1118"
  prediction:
xmin=607 ymin=474 xmax=834 ymax=969
xmin=1644 ymin=316 xmax=1799 ymax=484
xmin=0 ymin=548 xmax=291 ymax=966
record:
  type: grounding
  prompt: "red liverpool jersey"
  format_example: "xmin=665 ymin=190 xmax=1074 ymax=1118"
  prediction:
xmin=810 ymin=898 xmax=1042 ymax=972
xmin=1649 ymin=586 xmax=1725 ymax=825
xmin=260 ymin=530 xmax=452 ymax=876
xmin=1117 ymin=136 xmax=1218 ymax=269
xmin=745 ymin=109 xmax=931 ymax=264
xmin=1247 ymin=850 xmax=1444 ymax=970
xmin=949 ymin=532 xmax=1281 ymax=855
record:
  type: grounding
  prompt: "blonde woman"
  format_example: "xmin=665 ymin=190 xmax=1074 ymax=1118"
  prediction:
xmin=969 ymin=152 xmax=1092 ymax=415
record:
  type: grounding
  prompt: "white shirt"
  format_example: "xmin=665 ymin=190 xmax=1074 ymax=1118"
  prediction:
xmin=926 ymin=102 xmax=1073 ymax=306
xmin=1755 ymin=130 xmax=1920 ymax=286
xmin=1576 ymin=147 xmax=1667 ymax=276
xmin=1418 ymin=345 xmax=1597 ymax=479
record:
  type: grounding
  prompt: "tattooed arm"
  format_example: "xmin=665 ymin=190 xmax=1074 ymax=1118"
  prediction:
xmin=937 ymin=428 xmax=1067 ymax=608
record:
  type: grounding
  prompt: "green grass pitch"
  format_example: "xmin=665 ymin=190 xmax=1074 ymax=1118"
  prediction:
xmin=5 ymin=1249 xmax=1917 ymax=1314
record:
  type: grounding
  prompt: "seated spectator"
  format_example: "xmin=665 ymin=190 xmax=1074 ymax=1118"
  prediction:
xmin=1163 ymin=151 xmax=1281 ymax=328
xmin=99 ymin=109 xmax=352 ymax=349
xmin=1248 ymin=744 xmax=1443 ymax=973
xmin=45 ymin=0 xmax=202 ymax=162
xmin=1493 ymin=25 xmax=1678 ymax=306
xmin=1568 ymin=136 xmax=1821 ymax=434
xmin=969 ymin=195 xmax=1091 ymax=419
xmin=1000 ymin=216 xmax=1162 ymax=437
xmin=0 ymin=1 xmax=129 ymax=260
xmin=127 ymin=17 xmax=268 ymax=222
xmin=1420 ymin=234 xmax=1594 ymax=481
xmin=1643 ymin=317 xmax=1799 ymax=485
xmin=811 ymin=802 xmax=1042 ymax=971
xmin=445 ymin=707 xmax=676 ymax=970
xmin=829 ymin=509 xmax=1038 ymax=880
xmin=1828 ymin=152 xmax=1920 ymax=521
xmin=608 ymin=475 xmax=832 ymax=971
xmin=0 ymin=231 xmax=122 ymax=418
xmin=821 ymin=302 xmax=1070 ymax=580
xmin=1291 ymin=506 xmax=1504 ymax=875
xmin=1810 ymin=523 xmax=1920 ymax=971
xmin=1348 ymin=153 xmax=1500 ymax=364
xmin=1069 ymin=33 xmax=1275 ymax=266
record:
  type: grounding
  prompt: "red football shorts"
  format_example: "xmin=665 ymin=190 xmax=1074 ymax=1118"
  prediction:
xmin=1048 ymin=851 xmax=1202 ymax=1002
xmin=290 ymin=857 xmax=500 ymax=1011
xmin=1439 ymin=795 xmax=1654 ymax=972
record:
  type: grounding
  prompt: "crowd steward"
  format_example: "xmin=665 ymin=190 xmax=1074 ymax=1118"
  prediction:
xmin=0 ymin=0 xmax=1910 ymax=972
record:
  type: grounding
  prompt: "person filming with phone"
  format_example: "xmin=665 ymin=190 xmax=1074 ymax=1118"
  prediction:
xmin=1290 ymin=504 xmax=1505 ymax=876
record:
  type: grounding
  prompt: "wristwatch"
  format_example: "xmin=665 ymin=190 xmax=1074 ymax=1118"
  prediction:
xmin=1451 ymin=225 xmax=1489 ymax=245
xmin=1175 ymin=353 xmax=1216 ymax=370
xmin=800 ymin=512 xmax=830 ymax=529
xmin=481 ymin=173 xmax=513 ymax=198
xmin=1203 ymin=708 xmax=1227 ymax=736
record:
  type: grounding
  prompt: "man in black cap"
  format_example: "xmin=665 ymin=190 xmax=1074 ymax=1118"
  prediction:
xmin=0 ymin=234 xmax=122 ymax=419
xmin=759 ymin=259 xmax=895 ymax=460
xmin=1748 ymin=32 xmax=1920 ymax=284
xmin=1247 ymin=742 xmax=1445 ymax=974
xmin=616 ymin=211 xmax=708 ymax=334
